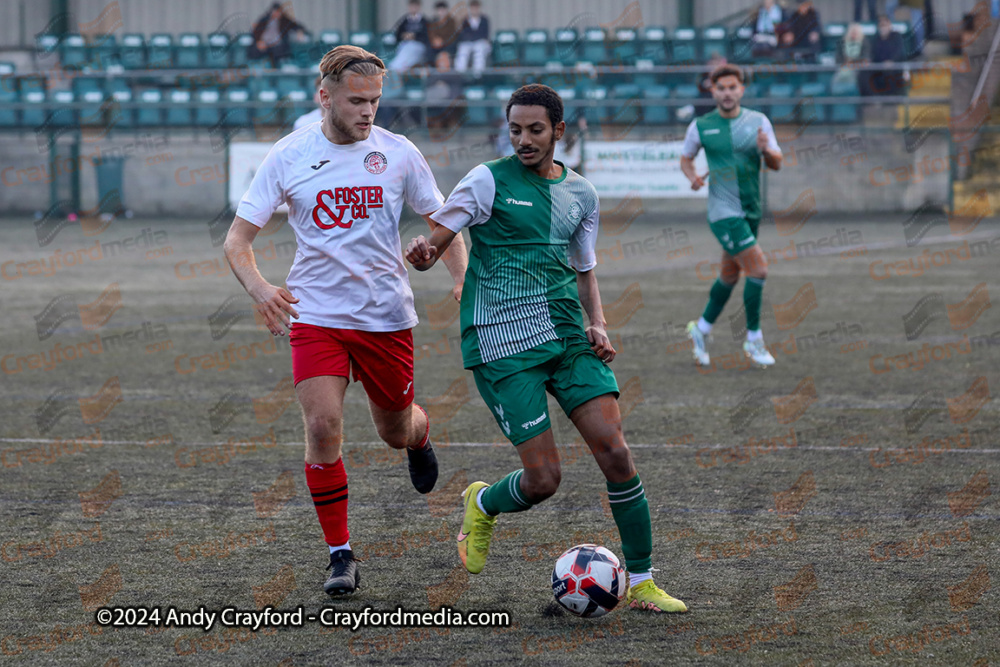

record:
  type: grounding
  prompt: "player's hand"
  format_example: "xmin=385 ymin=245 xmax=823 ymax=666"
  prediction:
xmin=405 ymin=235 xmax=438 ymax=271
xmin=250 ymin=283 xmax=299 ymax=336
xmin=757 ymin=127 xmax=770 ymax=153
xmin=586 ymin=324 xmax=616 ymax=363
xmin=690 ymin=172 xmax=708 ymax=191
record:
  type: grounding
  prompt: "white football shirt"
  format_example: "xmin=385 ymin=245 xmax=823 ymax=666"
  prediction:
xmin=236 ymin=123 xmax=444 ymax=331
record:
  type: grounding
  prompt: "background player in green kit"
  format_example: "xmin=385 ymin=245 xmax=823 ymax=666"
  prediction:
xmin=680 ymin=64 xmax=783 ymax=368
xmin=405 ymin=84 xmax=686 ymax=613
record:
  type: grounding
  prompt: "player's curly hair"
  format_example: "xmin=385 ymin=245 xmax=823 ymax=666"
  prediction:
xmin=505 ymin=84 xmax=564 ymax=129
xmin=710 ymin=63 xmax=744 ymax=84
xmin=319 ymin=45 xmax=385 ymax=85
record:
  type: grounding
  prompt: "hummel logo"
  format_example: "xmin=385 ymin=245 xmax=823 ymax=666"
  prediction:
xmin=311 ymin=160 xmax=330 ymax=170
xmin=505 ymin=198 xmax=533 ymax=207
xmin=521 ymin=411 xmax=547 ymax=429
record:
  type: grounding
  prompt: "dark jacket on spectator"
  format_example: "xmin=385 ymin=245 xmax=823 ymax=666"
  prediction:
xmin=251 ymin=11 xmax=308 ymax=44
xmin=458 ymin=15 xmax=490 ymax=42
xmin=395 ymin=13 xmax=430 ymax=45
xmin=785 ymin=6 xmax=822 ymax=49
xmin=871 ymin=31 xmax=904 ymax=62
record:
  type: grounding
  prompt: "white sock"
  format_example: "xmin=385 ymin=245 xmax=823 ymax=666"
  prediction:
xmin=329 ymin=541 xmax=351 ymax=554
xmin=746 ymin=329 xmax=763 ymax=342
xmin=629 ymin=571 xmax=653 ymax=587
xmin=696 ymin=317 xmax=713 ymax=335
xmin=476 ymin=487 xmax=491 ymax=515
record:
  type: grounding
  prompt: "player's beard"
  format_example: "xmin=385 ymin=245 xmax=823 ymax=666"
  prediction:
xmin=328 ymin=108 xmax=371 ymax=142
xmin=517 ymin=134 xmax=556 ymax=168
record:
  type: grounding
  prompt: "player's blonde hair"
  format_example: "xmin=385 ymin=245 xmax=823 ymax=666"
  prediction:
xmin=319 ymin=45 xmax=386 ymax=85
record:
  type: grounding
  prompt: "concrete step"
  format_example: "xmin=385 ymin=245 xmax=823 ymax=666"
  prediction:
xmin=952 ymin=182 xmax=999 ymax=215
xmin=896 ymin=103 xmax=950 ymax=128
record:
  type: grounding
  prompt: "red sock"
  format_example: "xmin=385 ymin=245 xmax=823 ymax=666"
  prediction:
xmin=305 ymin=460 xmax=349 ymax=547
xmin=409 ymin=404 xmax=430 ymax=450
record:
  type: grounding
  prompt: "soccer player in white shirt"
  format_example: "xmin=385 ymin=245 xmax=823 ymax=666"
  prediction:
xmin=224 ymin=45 xmax=467 ymax=596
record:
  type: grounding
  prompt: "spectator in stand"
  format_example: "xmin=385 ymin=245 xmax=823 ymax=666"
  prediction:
xmin=390 ymin=0 xmax=430 ymax=71
xmin=428 ymin=1 xmax=460 ymax=59
xmin=868 ymin=14 xmax=907 ymax=96
xmin=854 ymin=0 xmax=878 ymax=22
xmin=887 ymin=0 xmax=925 ymax=55
xmin=248 ymin=2 xmax=311 ymax=67
xmin=426 ymin=50 xmax=464 ymax=131
xmin=834 ymin=23 xmax=870 ymax=92
xmin=455 ymin=0 xmax=491 ymax=73
xmin=780 ymin=0 xmax=822 ymax=62
xmin=750 ymin=0 xmax=786 ymax=58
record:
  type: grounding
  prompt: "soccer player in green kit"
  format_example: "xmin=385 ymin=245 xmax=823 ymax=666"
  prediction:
xmin=681 ymin=64 xmax=783 ymax=368
xmin=405 ymin=84 xmax=687 ymax=613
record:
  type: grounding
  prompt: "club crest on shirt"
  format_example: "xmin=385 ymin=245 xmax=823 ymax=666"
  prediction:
xmin=364 ymin=151 xmax=388 ymax=175
xmin=567 ymin=202 xmax=583 ymax=225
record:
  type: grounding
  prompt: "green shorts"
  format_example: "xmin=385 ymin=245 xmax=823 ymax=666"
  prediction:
xmin=709 ymin=216 xmax=759 ymax=255
xmin=471 ymin=336 xmax=620 ymax=446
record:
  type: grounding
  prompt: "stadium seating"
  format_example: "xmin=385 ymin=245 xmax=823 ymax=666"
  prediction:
xmin=642 ymin=84 xmax=671 ymax=124
xmin=0 ymin=63 xmax=15 ymax=126
xmin=348 ymin=31 xmax=376 ymax=51
xmin=254 ymin=88 xmax=281 ymax=125
xmin=730 ymin=25 xmax=754 ymax=63
xmin=195 ymin=88 xmax=221 ymax=126
xmin=147 ymin=34 xmax=174 ymax=69
xmin=91 ymin=35 xmax=119 ymax=69
xmin=639 ymin=27 xmax=667 ymax=64
xmin=60 ymin=34 xmax=89 ymax=70
xmin=830 ymin=77 xmax=860 ymax=122
xmin=610 ymin=82 xmax=642 ymax=125
xmin=204 ymin=33 xmax=231 ymax=68
xmin=701 ymin=26 xmax=727 ymax=60
xmin=46 ymin=90 xmax=76 ymax=128
xmin=231 ymin=34 xmax=254 ymax=68
xmin=523 ymin=30 xmax=550 ymax=67
xmin=119 ymin=34 xmax=147 ymax=69
xmin=798 ymin=81 xmax=828 ymax=122
xmin=175 ymin=33 xmax=202 ymax=68
xmin=581 ymin=28 xmax=607 ymax=65
xmin=767 ymin=82 xmax=796 ymax=121
xmin=223 ymin=87 xmax=251 ymax=126
xmin=822 ymin=23 xmax=846 ymax=54
xmin=106 ymin=79 xmax=134 ymax=127
xmin=378 ymin=32 xmax=397 ymax=63
xmin=611 ymin=28 xmax=639 ymax=65
xmin=136 ymin=89 xmax=163 ymax=125
xmin=463 ymin=86 xmax=490 ymax=125
xmin=72 ymin=78 xmax=105 ymax=123
xmin=19 ymin=77 xmax=46 ymax=127
xmin=167 ymin=89 xmax=193 ymax=125
xmin=671 ymin=28 xmax=697 ymax=63
xmin=492 ymin=30 xmax=519 ymax=67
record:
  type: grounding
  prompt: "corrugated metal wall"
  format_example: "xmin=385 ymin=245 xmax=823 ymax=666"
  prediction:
xmin=0 ymin=0 xmax=979 ymax=46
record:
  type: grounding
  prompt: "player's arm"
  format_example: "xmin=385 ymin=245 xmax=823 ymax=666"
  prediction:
xmin=577 ymin=269 xmax=615 ymax=363
xmin=422 ymin=213 xmax=467 ymax=300
xmin=405 ymin=223 xmax=457 ymax=272
xmin=680 ymin=120 xmax=708 ymax=190
xmin=758 ymin=118 xmax=783 ymax=171
xmin=224 ymin=217 xmax=299 ymax=336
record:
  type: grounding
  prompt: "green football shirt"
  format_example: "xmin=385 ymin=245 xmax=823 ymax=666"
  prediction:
xmin=681 ymin=107 xmax=780 ymax=224
xmin=431 ymin=156 xmax=601 ymax=368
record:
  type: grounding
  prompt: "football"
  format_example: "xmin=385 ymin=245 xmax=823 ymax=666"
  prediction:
xmin=551 ymin=544 xmax=627 ymax=618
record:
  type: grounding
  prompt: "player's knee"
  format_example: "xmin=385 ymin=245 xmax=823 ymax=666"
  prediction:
xmin=602 ymin=443 xmax=634 ymax=480
xmin=305 ymin=414 xmax=342 ymax=448
xmin=522 ymin=467 xmax=561 ymax=501
xmin=375 ymin=422 xmax=410 ymax=449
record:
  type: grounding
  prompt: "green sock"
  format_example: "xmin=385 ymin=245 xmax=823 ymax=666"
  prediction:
xmin=480 ymin=469 xmax=533 ymax=515
xmin=744 ymin=277 xmax=765 ymax=332
xmin=701 ymin=278 xmax=736 ymax=324
xmin=607 ymin=474 xmax=652 ymax=574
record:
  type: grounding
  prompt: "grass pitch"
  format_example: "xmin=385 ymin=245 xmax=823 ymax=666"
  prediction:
xmin=0 ymin=212 xmax=997 ymax=665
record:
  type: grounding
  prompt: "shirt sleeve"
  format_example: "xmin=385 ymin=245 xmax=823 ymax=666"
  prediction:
xmin=568 ymin=197 xmax=599 ymax=272
xmin=680 ymin=120 xmax=701 ymax=159
xmin=235 ymin=145 xmax=285 ymax=228
xmin=430 ymin=164 xmax=495 ymax=232
xmin=403 ymin=140 xmax=445 ymax=216
xmin=759 ymin=115 xmax=781 ymax=154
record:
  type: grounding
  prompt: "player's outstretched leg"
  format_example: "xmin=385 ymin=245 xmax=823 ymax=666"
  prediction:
xmin=459 ymin=432 xmax=558 ymax=574
xmin=298 ymin=376 xmax=360 ymax=596
xmin=688 ymin=253 xmax=739 ymax=367
xmin=370 ymin=399 xmax=439 ymax=494
xmin=734 ymin=245 xmax=775 ymax=367
xmin=571 ymin=395 xmax=688 ymax=613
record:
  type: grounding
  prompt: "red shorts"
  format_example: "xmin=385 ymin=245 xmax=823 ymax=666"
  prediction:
xmin=289 ymin=324 xmax=415 ymax=412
